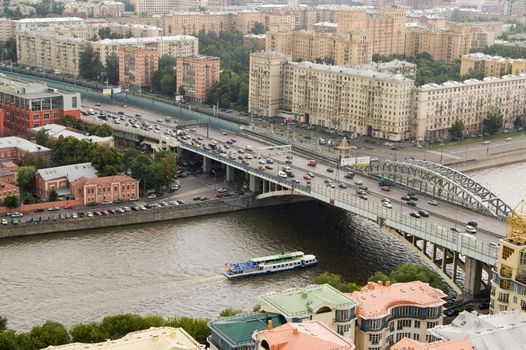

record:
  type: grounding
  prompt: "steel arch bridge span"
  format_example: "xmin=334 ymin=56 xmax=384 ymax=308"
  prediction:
xmin=360 ymin=159 xmax=512 ymax=220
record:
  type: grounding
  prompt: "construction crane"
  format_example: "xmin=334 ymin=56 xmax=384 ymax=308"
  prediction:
xmin=506 ymin=200 xmax=526 ymax=244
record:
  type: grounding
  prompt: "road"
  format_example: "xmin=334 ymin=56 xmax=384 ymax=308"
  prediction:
xmin=83 ymin=100 xmax=507 ymax=251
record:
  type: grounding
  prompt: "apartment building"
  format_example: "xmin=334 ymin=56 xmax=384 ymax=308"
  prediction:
xmin=259 ymin=284 xmax=357 ymax=337
xmin=414 ymin=75 xmax=526 ymax=142
xmin=0 ymin=77 xmax=81 ymax=135
xmin=0 ymin=18 xmax=14 ymax=43
xmin=265 ymin=31 xmax=373 ymax=66
xmin=16 ymin=31 xmax=87 ymax=76
xmin=460 ymin=53 xmax=526 ymax=78
xmin=63 ymin=1 xmax=125 ymax=18
xmin=118 ymin=46 xmax=159 ymax=88
xmin=252 ymin=320 xmax=356 ymax=350
xmin=348 ymin=281 xmax=446 ymax=349
xmin=249 ymin=51 xmax=415 ymax=141
xmin=356 ymin=60 xmax=417 ymax=79
xmin=70 ymin=175 xmax=138 ymax=204
xmin=93 ymin=35 xmax=198 ymax=66
xmin=336 ymin=7 xmax=406 ymax=56
xmin=403 ymin=27 xmax=467 ymax=62
xmin=175 ymin=56 xmax=220 ymax=102
xmin=490 ymin=207 xmax=526 ymax=314
xmin=13 ymin=17 xmax=85 ymax=33
xmin=45 ymin=327 xmax=205 ymax=350
xmin=265 ymin=12 xmax=296 ymax=33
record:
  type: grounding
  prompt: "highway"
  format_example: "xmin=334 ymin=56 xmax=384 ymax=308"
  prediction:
xmin=83 ymin=100 xmax=507 ymax=251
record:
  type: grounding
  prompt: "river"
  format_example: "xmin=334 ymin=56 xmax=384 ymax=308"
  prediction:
xmin=0 ymin=163 xmax=523 ymax=331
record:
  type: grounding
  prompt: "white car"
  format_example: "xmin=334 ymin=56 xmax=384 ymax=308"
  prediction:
xmin=382 ymin=202 xmax=393 ymax=209
xmin=465 ymin=225 xmax=477 ymax=234
xmin=278 ymin=171 xmax=288 ymax=178
xmin=1 ymin=219 xmax=7 ymax=225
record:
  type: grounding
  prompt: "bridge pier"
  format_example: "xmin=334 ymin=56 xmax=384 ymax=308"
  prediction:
xmin=464 ymin=257 xmax=483 ymax=298
xmin=226 ymin=165 xmax=235 ymax=182
xmin=203 ymin=156 xmax=211 ymax=173
xmin=249 ymin=174 xmax=262 ymax=192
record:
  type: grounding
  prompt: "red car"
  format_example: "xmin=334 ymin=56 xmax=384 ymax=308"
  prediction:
xmin=303 ymin=175 xmax=312 ymax=181
xmin=64 ymin=205 xmax=75 ymax=209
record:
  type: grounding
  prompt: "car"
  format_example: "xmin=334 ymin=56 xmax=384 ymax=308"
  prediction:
xmin=483 ymin=140 xmax=490 ymax=145
xmin=11 ymin=218 xmax=19 ymax=225
xmin=401 ymin=195 xmax=410 ymax=201
xmin=381 ymin=198 xmax=391 ymax=203
xmin=114 ymin=199 xmax=125 ymax=204
xmin=87 ymin=202 xmax=98 ymax=207
xmin=147 ymin=194 xmax=157 ymax=199
xmin=409 ymin=194 xmax=418 ymax=201
xmin=48 ymin=206 xmax=60 ymax=211
xmin=303 ymin=175 xmax=312 ymax=181
xmin=418 ymin=209 xmax=430 ymax=217
xmin=467 ymin=220 xmax=478 ymax=227
xmin=465 ymin=225 xmax=477 ymax=234
xmin=95 ymin=103 xmax=101 ymax=106
xmin=326 ymin=168 xmax=335 ymax=173
xmin=406 ymin=201 xmax=417 ymax=207
xmin=217 ymin=188 xmax=227 ymax=193
xmin=344 ymin=172 xmax=354 ymax=179
xmin=339 ymin=183 xmax=347 ymax=189
xmin=450 ymin=227 xmax=461 ymax=233
xmin=358 ymin=193 xmax=368 ymax=200
xmin=87 ymin=212 xmax=94 ymax=217
xmin=356 ymin=189 xmax=367 ymax=195
xmin=354 ymin=180 xmax=363 ymax=186
xmin=1 ymin=219 xmax=7 ymax=225
xmin=101 ymin=210 xmax=109 ymax=215
xmin=266 ymin=158 xmax=274 ymax=164
xmin=265 ymin=164 xmax=273 ymax=170
xmin=200 ymin=196 xmax=209 ymax=201
xmin=34 ymin=208 xmax=45 ymax=213
xmin=382 ymin=202 xmax=393 ymax=209
xmin=359 ymin=185 xmax=368 ymax=191
xmin=410 ymin=211 xmax=421 ymax=218
xmin=381 ymin=186 xmax=391 ymax=191
xmin=428 ymin=200 xmax=438 ymax=206
xmin=505 ymin=137 xmax=512 ymax=141
xmin=307 ymin=172 xmax=315 ymax=178
xmin=327 ymin=183 xmax=336 ymax=189
xmin=101 ymin=201 xmax=112 ymax=205
xmin=193 ymin=196 xmax=201 ymax=201
xmin=258 ymin=159 xmax=266 ymax=165
xmin=64 ymin=205 xmax=75 ymax=209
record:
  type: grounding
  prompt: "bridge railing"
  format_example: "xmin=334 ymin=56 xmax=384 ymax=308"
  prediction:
xmin=308 ymin=183 xmax=498 ymax=265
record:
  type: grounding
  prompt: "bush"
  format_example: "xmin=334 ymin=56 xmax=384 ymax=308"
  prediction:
xmin=313 ymin=272 xmax=362 ymax=293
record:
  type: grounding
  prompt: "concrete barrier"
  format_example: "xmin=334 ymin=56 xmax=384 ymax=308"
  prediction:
xmin=0 ymin=195 xmax=310 ymax=240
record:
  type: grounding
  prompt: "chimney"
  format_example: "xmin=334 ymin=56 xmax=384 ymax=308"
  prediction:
xmin=292 ymin=328 xmax=299 ymax=335
xmin=386 ymin=280 xmax=391 ymax=287
xmin=378 ymin=281 xmax=383 ymax=286
xmin=268 ymin=319 xmax=272 ymax=331
xmin=367 ymin=282 xmax=374 ymax=290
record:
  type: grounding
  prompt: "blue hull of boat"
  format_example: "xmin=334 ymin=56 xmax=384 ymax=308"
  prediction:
xmin=224 ymin=260 xmax=319 ymax=279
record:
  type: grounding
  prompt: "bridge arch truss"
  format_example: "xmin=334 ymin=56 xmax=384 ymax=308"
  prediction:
xmin=360 ymin=159 xmax=512 ymax=220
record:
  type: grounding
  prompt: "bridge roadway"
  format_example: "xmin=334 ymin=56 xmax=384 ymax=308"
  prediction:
xmin=84 ymin=108 xmax=504 ymax=265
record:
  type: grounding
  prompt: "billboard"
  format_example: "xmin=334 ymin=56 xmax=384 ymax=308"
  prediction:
xmin=340 ymin=157 xmax=355 ymax=166
xmin=356 ymin=156 xmax=371 ymax=166
xmin=102 ymin=88 xmax=112 ymax=96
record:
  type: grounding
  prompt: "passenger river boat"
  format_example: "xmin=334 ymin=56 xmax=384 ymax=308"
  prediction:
xmin=224 ymin=251 xmax=318 ymax=279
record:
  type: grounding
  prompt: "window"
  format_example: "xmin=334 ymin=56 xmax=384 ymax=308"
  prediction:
xmin=33 ymin=114 xmax=39 ymax=120
xmin=502 ymin=246 xmax=514 ymax=260
xmin=427 ymin=321 xmax=438 ymax=329
xmin=414 ymin=320 xmax=420 ymax=328
xmin=397 ymin=319 xmax=411 ymax=329
xmin=43 ymin=113 xmax=49 ymax=119
xmin=368 ymin=333 xmax=381 ymax=345
xmin=72 ymin=96 xmax=78 ymax=108
xmin=369 ymin=318 xmax=382 ymax=331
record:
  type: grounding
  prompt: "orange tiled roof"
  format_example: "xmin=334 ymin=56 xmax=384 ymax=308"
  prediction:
xmin=348 ymin=281 xmax=446 ymax=319
xmin=252 ymin=320 xmax=355 ymax=350
xmin=392 ymin=337 xmax=474 ymax=350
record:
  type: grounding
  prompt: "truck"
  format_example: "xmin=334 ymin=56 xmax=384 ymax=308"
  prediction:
xmin=378 ymin=178 xmax=393 ymax=187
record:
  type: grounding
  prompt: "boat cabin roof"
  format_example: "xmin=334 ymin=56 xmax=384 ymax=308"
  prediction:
xmin=251 ymin=251 xmax=304 ymax=263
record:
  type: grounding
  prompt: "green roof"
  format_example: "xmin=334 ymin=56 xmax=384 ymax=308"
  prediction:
xmin=260 ymin=284 xmax=357 ymax=318
xmin=208 ymin=312 xmax=286 ymax=347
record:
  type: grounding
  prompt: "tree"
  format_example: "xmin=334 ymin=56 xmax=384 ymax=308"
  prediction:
xmin=98 ymin=27 xmax=113 ymax=40
xmin=36 ymin=129 xmax=49 ymax=147
xmin=0 ymin=330 xmax=17 ymax=350
xmin=0 ymin=315 xmax=6 ymax=331
xmin=219 ymin=308 xmax=243 ymax=317
xmin=3 ymin=37 xmax=16 ymax=62
xmin=106 ymin=53 xmax=119 ymax=85
xmin=70 ymin=323 xmax=105 ymax=343
xmin=313 ymin=272 xmax=362 ymax=293
xmin=22 ymin=192 xmax=35 ymax=204
xmin=27 ymin=321 xmax=70 ymax=349
xmin=48 ymin=188 xmax=58 ymax=202
xmin=483 ymin=110 xmax=503 ymax=136
xmin=164 ymin=317 xmax=210 ymax=345
xmin=152 ymin=55 xmax=177 ymax=97
xmin=3 ymin=195 xmax=19 ymax=208
xmin=449 ymin=120 xmax=464 ymax=140
xmin=388 ymin=263 xmax=449 ymax=292
xmin=513 ymin=116 xmax=524 ymax=129
xmin=79 ymin=44 xmax=104 ymax=81
xmin=155 ymin=151 xmax=177 ymax=188
xmin=368 ymin=271 xmax=390 ymax=284
xmin=16 ymin=166 xmax=36 ymax=194
xmin=251 ymin=22 xmax=266 ymax=34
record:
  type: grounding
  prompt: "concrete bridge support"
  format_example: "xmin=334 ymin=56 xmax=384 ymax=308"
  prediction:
xmin=249 ymin=174 xmax=262 ymax=193
xmin=226 ymin=165 xmax=235 ymax=182
xmin=464 ymin=257 xmax=483 ymax=298
xmin=203 ymin=156 xmax=211 ymax=173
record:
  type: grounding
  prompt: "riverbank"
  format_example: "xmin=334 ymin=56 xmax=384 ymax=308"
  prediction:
xmin=0 ymin=194 xmax=310 ymax=240
xmin=446 ymin=148 xmax=526 ymax=172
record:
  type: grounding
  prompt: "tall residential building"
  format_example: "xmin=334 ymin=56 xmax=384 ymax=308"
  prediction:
xmin=414 ymin=75 xmax=526 ymax=142
xmin=118 ymin=46 xmax=159 ymax=88
xmin=0 ymin=18 xmax=14 ymax=43
xmin=249 ymin=51 xmax=415 ymax=141
xmin=252 ymin=320 xmax=356 ymax=350
xmin=259 ymin=284 xmax=357 ymax=337
xmin=0 ymin=77 xmax=81 ymax=136
xmin=92 ymin=35 xmax=198 ymax=65
xmin=175 ymin=56 xmax=220 ymax=102
xmin=265 ymin=31 xmax=373 ymax=66
xmin=490 ymin=204 xmax=526 ymax=314
xmin=348 ymin=281 xmax=446 ymax=349
xmin=403 ymin=28 xmax=467 ymax=62
xmin=355 ymin=60 xmax=417 ymax=79
xmin=13 ymin=17 xmax=85 ymax=33
xmin=336 ymin=7 xmax=406 ymax=56
xmin=16 ymin=31 xmax=87 ymax=76
xmin=163 ymin=12 xmax=234 ymax=36
xmin=460 ymin=53 xmax=526 ymax=78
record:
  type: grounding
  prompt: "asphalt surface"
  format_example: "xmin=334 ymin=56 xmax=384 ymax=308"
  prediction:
xmin=83 ymin=101 xmax=507 ymax=249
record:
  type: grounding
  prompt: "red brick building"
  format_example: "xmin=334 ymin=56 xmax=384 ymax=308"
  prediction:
xmin=0 ymin=180 xmax=19 ymax=202
xmin=176 ymin=56 xmax=220 ymax=102
xmin=118 ymin=46 xmax=159 ymax=88
xmin=0 ymin=168 xmax=14 ymax=184
xmin=35 ymin=162 xmax=97 ymax=199
xmin=70 ymin=175 xmax=139 ymax=204
xmin=0 ymin=136 xmax=51 ymax=164
xmin=0 ymin=77 xmax=81 ymax=136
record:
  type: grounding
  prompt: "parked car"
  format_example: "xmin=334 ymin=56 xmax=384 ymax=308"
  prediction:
xmin=338 ymin=183 xmax=347 ymax=189
xmin=410 ymin=211 xmax=421 ymax=218
xmin=382 ymin=202 xmax=393 ymax=209
xmin=465 ymin=225 xmax=477 ymax=234
xmin=418 ymin=209 xmax=430 ymax=217
xmin=147 ymin=193 xmax=157 ymax=199
xmin=406 ymin=201 xmax=417 ymax=207
xmin=326 ymin=168 xmax=335 ymax=173
xmin=467 ymin=220 xmax=478 ymax=227
xmin=428 ymin=200 xmax=438 ymax=206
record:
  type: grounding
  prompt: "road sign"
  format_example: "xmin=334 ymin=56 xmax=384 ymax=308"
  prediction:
xmin=340 ymin=157 xmax=355 ymax=166
xmin=356 ymin=156 xmax=371 ymax=167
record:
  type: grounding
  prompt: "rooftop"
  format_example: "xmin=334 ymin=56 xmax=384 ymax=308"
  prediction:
xmin=252 ymin=320 xmax=356 ymax=350
xmin=32 ymin=124 xmax=113 ymax=144
xmin=0 ymin=136 xmax=50 ymax=153
xmin=462 ymin=52 xmax=524 ymax=63
xmin=37 ymin=162 xmax=97 ymax=183
xmin=81 ymin=175 xmax=136 ymax=186
xmin=419 ymin=73 xmax=526 ymax=90
xmin=208 ymin=312 xmax=286 ymax=348
xmin=96 ymin=35 xmax=197 ymax=45
xmin=0 ymin=180 xmax=19 ymax=191
xmin=44 ymin=327 xmax=205 ymax=350
xmin=348 ymin=281 xmax=446 ymax=320
xmin=260 ymin=284 xmax=356 ymax=318
xmin=314 ymin=22 xmax=338 ymax=27
xmin=356 ymin=59 xmax=417 ymax=70
xmin=0 ymin=76 xmax=75 ymax=99
xmin=15 ymin=17 xmax=84 ymax=23
xmin=392 ymin=337 xmax=474 ymax=350
xmin=429 ymin=311 xmax=526 ymax=350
